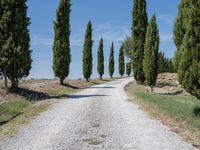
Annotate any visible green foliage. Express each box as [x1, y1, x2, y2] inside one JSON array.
[[97, 38, 104, 79], [109, 42, 115, 78], [126, 62, 132, 76], [143, 15, 159, 91], [173, 0, 191, 71], [132, 0, 148, 84], [118, 45, 125, 77], [53, 0, 71, 85], [82, 21, 93, 81], [121, 36, 133, 61], [158, 52, 175, 73], [178, 0, 200, 99], [0, 0, 32, 89]]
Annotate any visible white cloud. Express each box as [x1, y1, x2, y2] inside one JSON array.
[[31, 35, 53, 47], [160, 33, 173, 42]]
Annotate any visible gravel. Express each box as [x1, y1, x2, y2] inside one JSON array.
[[0, 78, 196, 150]]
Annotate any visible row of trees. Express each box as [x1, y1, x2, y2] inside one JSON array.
[[0, 0, 130, 91], [82, 21, 129, 81], [53, 0, 130, 83], [131, 0, 199, 98], [131, 0, 160, 91], [173, 0, 200, 98]]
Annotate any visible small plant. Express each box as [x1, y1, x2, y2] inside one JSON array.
[[193, 106, 200, 117]]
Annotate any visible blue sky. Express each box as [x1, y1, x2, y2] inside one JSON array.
[[27, 0, 179, 79]]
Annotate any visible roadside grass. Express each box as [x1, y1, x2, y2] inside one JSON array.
[[0, 100, 51, 137], [126, 81, 200, 148]]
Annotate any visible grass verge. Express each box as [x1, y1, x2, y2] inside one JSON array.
[[125, 81, 200, 148], [0, 100, 51, 137]]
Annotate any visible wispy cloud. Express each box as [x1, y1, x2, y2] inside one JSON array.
[[158, 15, 174, 24], [31, 23, 131, 48], [31, 35, 53, 47], [94, 22, 131, 45], [160, 33, 173, 42]]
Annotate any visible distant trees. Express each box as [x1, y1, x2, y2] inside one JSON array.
[[0, 0, 32, 90], [82, 21, 93, 82], [126, 62, 132, 77], [121, 36, 133, 61], [158, 52, 175, 73], [177, 0, 200, 98], [118, 45, 125, 77], [143, 15, 159, 92], [132, 0, 148, 84], [109, 42, 115, 78], [53, 0, 71, 85], [97, 38, 104, 80]]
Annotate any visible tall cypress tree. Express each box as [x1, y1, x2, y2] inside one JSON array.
[[82, 21, 93, 81], [118, 45, 125, 77], [126, 62, 132, 77], [109, 42, 115, 78], [53, 0, 71, 85], [173, 0, 191, 71], [97, 38, 104, 80], [132, 0, 148, 84], [0, 0, 32, 90], [143, 15, 159, 92], [178, 0, 200, 98]]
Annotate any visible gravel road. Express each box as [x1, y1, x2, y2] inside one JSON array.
[[0, 78, 196, 150]]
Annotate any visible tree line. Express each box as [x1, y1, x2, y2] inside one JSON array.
[[0, 0, 129, 92], [0, 0, 199, 99], [130, 0, 199, 98]]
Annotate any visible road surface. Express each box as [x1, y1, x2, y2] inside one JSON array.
[[0, 78, 196, 150]]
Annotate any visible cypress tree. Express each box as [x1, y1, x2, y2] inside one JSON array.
[[0, 0, 32, 90], [118, 45, 125, 77], [143, 15, 159, 92], [82, 21, 93, 81], [126, 62, 132, 77], [97, 38, 104, 80], [53, 0, 71, 85], [173, 0, 191, 71], [178, 0, 200, 98], [109, 42, 115, 78], [132, 0, 148, 84]]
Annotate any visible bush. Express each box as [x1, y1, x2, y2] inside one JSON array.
[[193, 106, 200, 117]]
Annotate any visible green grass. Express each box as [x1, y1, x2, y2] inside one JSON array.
[[0, 100, 31, 124], [0, 100, 50, 137], [50, 88, 77, 97], [133, 84, 200, 129]]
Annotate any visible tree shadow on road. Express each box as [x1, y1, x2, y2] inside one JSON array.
[[87, 86, 116, 89], [67, 94, 108, 99]]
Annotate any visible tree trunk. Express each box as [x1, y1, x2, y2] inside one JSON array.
[[86, 78, 89, 82], [59, 78, 64, 85], [3, 70, 8, 93], [11, 79, 18, 91], [151, 86, 153, 92], [100, 75, 102, 80]]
